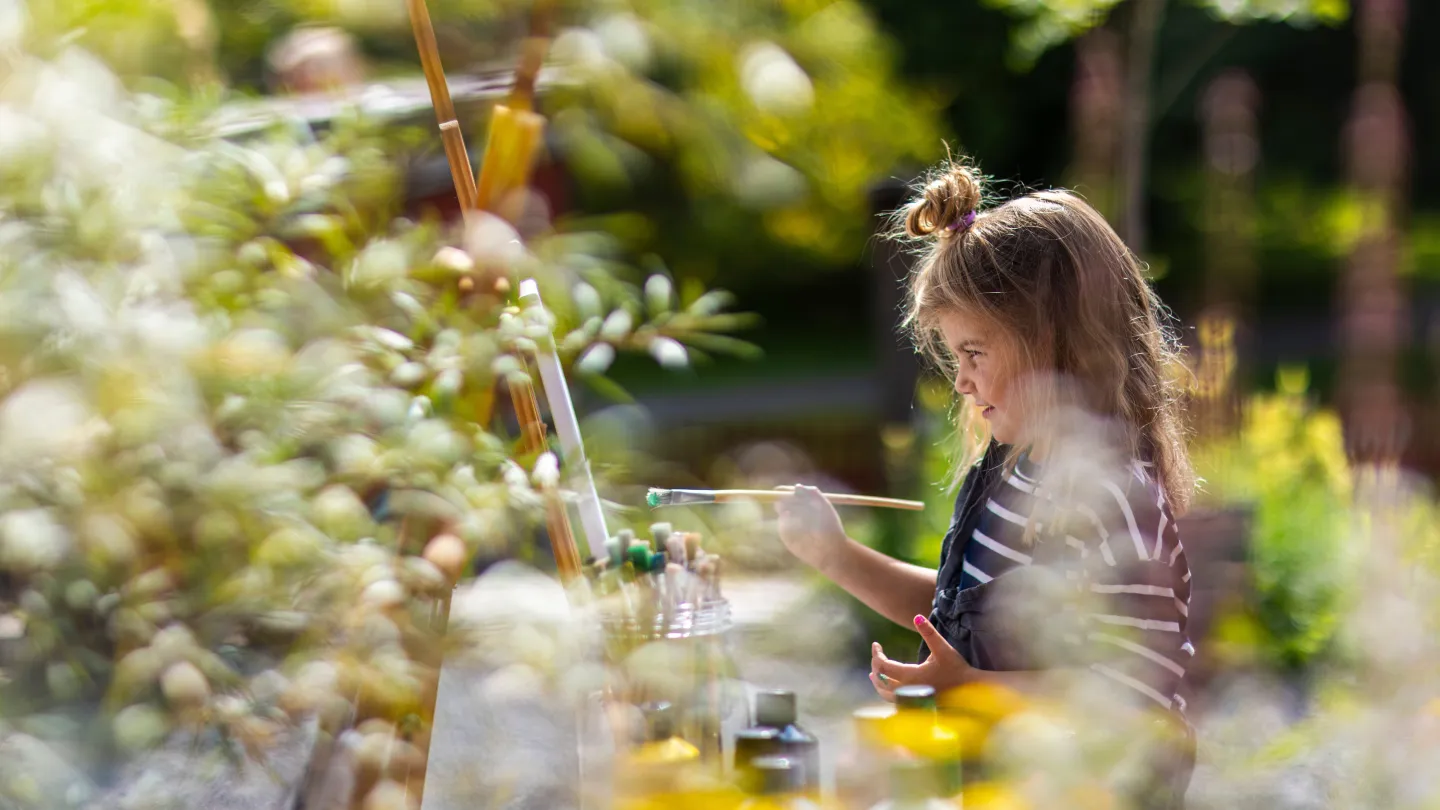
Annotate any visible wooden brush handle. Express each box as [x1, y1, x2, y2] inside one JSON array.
[[713, 489, 925, 511], [407, 0, 480, 211], [507, 371, 583, 584], [439, 121, 479, 211]]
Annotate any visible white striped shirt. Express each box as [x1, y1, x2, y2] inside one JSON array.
[[958, 454, 1043, 589], [957, 455, 1193, 711], [1063, 460, 1193, 711]]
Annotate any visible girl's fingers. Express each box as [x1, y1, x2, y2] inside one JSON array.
[[774, 484, 810, 512], [872, 642, 920, 687], [868, 672, 896, 702], [913, 614, 946, 647], [875, 656, 922, 685], [912, 614, 961, 662], [793, 484, 824, 503]]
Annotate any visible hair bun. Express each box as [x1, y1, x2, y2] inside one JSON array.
[[905, 164, 982, 238]]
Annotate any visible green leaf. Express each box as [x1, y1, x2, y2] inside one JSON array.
[[580, 374, 635, 405], [283, 214, 353, 258], [677, 332, 764, 359], [982, 0, 1124, 67], [1198, 0, 1350, 25], [984, 0, 1348, 67]]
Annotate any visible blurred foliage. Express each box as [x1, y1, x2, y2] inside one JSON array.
[[1402, 212, 1440, 281], [0, 7, 760, 793], [984, 0, 1349, 69], [1185, 383, 1440, 810], [0, 2, 949, 771], [1191, 367, 1357, 671], [15, 0, 525, 83], [905, 381, 981, 564], [19, 0, 949, 287], [541, 0, 947, 276]]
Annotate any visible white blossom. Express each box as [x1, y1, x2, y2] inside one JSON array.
[[576, 343, 616, 374], [649, 336, 688, 368], [533, 452, 560, 489]]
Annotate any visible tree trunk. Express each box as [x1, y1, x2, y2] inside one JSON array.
[[1339, 0, 1410, 467], [1194, 70, 1260, 442], [1069, 29, 1124, 221], [1118, 0, 1166, 255]]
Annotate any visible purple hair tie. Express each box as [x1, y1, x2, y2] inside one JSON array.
[[947, 211, 977, 233]]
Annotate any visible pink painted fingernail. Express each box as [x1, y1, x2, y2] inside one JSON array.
[[914, 615, 926, 627]]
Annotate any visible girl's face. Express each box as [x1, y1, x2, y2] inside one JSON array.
[[939, 310, 1029, 446]]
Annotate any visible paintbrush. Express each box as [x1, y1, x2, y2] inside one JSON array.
[[507, 370, 584, 585], [473, 0, 553, 217], [520, 280, 610, 558], [646, 487, 925, 512], [405, 0, 479, 213]]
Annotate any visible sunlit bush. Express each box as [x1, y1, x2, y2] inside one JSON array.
[[0, 22, 752, 799], [1191, 368, 1358, 671]]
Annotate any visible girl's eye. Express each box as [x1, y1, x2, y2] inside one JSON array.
[[966, 350, 982, 360]]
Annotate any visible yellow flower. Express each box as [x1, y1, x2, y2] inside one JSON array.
[[940, 681, 1029, 724], [961, 781, 1032, 810]]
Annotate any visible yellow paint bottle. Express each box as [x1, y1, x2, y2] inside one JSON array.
[[835, 705, 902, 809], [866, 760, 961, 810], [616, 701, 706, 810], [887, 686, 964, 798]]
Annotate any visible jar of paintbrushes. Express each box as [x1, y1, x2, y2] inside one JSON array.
[[590, 523, 741, 768]]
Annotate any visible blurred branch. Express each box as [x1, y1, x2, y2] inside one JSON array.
[[1152, 25, 1238, 140]]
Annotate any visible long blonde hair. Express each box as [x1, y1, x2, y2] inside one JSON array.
[[899, 161, 1195, 514]]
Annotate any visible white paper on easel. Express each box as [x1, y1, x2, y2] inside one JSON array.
[[518, 278, 609, 560]]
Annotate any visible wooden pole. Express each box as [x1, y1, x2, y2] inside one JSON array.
[[406, 0, 480, 212]]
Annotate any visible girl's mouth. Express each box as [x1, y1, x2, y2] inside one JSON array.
[[981, 406, 995, 418]]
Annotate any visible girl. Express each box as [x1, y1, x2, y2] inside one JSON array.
[[776, 162, 1196, 807]]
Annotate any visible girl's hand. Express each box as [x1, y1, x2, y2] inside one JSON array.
[[775, 484, 848, 572], [869, 615, 975, 701]]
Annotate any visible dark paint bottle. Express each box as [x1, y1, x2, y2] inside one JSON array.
[[750, 690, 820, 797]]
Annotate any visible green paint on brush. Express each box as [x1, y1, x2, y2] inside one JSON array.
[[646, 490, 661, 508], [627, 543, 651, 571]]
